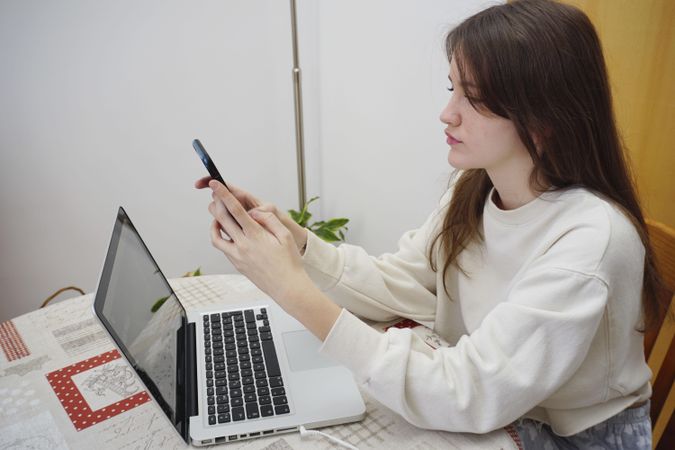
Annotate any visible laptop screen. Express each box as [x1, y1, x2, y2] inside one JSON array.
[[94, 207, 188, 439]]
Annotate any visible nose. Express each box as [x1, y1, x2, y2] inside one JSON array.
[[440, 98, 460, 127]]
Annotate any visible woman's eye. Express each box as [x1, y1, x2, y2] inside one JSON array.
[[446, 86, 454, 93]]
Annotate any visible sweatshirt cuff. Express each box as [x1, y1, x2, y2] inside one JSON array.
[[301, 230, 345, 291], [318, 308, 386, 384]]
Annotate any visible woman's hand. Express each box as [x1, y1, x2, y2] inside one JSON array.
[[196, 177, 308, 253], [207, 180, 308, 304], [206, 180, 342, 340]]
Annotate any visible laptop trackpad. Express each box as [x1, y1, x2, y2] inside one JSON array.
[[282, 330, 338, 372]]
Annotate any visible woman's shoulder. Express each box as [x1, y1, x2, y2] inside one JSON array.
[[541, 187, 645, 275]]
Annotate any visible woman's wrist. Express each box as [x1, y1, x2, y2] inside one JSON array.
[[278, 273, 341, 341]]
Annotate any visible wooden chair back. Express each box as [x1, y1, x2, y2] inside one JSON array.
[[643, 219, 675, 449]]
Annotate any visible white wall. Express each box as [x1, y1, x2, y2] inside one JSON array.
[[0, 0, 299, 321], [315, 0, 500, 255], [0, 0, 500, 322]]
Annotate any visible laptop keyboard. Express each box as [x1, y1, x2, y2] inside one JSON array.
[[202, 307, 290, 426]]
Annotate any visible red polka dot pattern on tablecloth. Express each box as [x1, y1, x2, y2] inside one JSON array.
[[45, 349, 150, 431]]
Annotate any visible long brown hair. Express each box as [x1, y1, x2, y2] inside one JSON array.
[[429, 0, 665, 330]]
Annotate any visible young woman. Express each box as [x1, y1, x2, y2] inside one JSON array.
[[196, 1, 662, 447]]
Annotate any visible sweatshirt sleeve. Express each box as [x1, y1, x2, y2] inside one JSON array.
[[301, 189, 451, 323], [319, 266, 609, 433]]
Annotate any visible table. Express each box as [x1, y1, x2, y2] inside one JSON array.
[[0, 275, 518, 449]]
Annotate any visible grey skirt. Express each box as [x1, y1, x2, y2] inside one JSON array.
[[510, 402, 652, 450]]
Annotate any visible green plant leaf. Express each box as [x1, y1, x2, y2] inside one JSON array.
[[323, 218, 349, 230], [288, 209, 302, 223], [151, 296, 169, 313], [314, 228, 341, 242]]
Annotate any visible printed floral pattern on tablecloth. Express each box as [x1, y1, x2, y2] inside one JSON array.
[[46, 349, 150, 431], [0, 320, 30, 362]]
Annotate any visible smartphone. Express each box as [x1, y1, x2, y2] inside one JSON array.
[[192, 138, 228, 188]]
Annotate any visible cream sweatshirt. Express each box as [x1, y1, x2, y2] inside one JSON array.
[[302, 185, 652, 436]]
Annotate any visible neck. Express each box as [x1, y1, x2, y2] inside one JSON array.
[[487, 158, 539, 210]]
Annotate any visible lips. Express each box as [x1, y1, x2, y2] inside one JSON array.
[[445, 132, 462, 145]]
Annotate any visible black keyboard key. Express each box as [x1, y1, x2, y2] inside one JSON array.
[[269, 376, 284, 388], [210, 313, 220, 321], [228, 380, 241, 389], [253, 363, 265, 372], [214, 371, 226, 379], [216, 395, 229, 404], [247, 328, 258, 335], [259, 395, 271, 405], [231, 397, 243, 407], [207, 396, 215, 405], [238, 347, 250, 355], [256, 314, 264, 320], [237, 340, 248, 348], [213, 348, 223, 356], [212, 341, 223, 349], [254, 371, 267, 380], [214, 363, 225, 371], [208, 405, 215, 415], [205, 355, 212, 363], [206, 379, 214, 387], [271, 387, 285, 396], [246, 403, 260, 419], [214, 355, 225, 363], [218, 413, 231, 424], [230, 388, 242, 398], [258, 387, 270, 396], [227, 365, 239, 373], [217, 404, 228, 413], [251, 349, 262, 357], [259, 326, 271, 333], [244, 393, 257, 403], [226, 350, 237, 358], [252, 356, 263, 364], [215, 379, 227, 387], [206, 370, 213, 379], [248, 335, 260, 343], [241, 361, 252, 370], [261, 308, 267, 314], [216, 387, 228, 395], [275, 405, 290, 415], [207, 387, 214, 396], [260, 332, 273, 341], [225, 342, 236, 350], [241, 369, 253, 377], [242, 377, 254, 385], [246, 321, 257, 330], [205, 347, 212, 355], [203, 315, 210, 322], [226, 357, 238, 365], [250, 341, 261, 349], [244, 309, 255, 323], [204, 334, 211, 341], [256, 379, 268, 388], [228, 372, 240, 381], [260, 404, 274, 417], [208, 415, 216, 425], [206, 363, 213, 371], [232, 407, 245, 421], [273, 396, 287, 406], [244, 384, 256, 394]]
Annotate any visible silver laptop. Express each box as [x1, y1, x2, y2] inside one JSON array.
[[92, 207, 365, 445]]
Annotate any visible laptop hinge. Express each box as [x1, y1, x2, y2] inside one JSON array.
[[186, 322, 199, 418]]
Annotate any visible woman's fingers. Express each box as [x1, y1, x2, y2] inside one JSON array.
[[210, 219, 235, 254], [195, 176, 212, 189], [251, 210, 294, 248], [210, 180, 260, 235], [209, 198, 244, 242]]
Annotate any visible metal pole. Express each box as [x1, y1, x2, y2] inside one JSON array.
[[290, 0, 307, 210]]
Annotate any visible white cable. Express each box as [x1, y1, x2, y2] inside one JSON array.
[[299, 425, 359, 450]]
